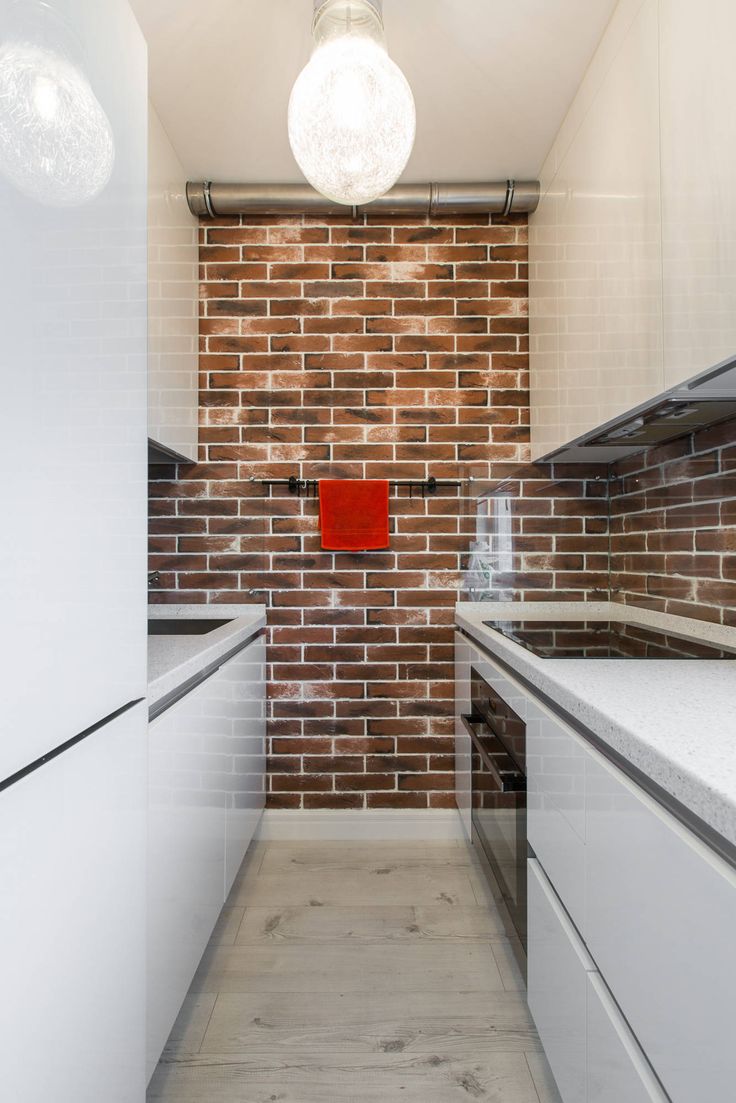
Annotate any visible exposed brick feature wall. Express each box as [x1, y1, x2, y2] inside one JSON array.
[[149, 211, 530, 809], [467, 462, 610, 601], [470, 418, 736, 625], [609, 418, 736, 626]]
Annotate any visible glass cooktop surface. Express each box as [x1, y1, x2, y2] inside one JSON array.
[[482, 619, 736, 659]]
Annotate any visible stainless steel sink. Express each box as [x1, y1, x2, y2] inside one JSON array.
[[147, 618, 233, 636]]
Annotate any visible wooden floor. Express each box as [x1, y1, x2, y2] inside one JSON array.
[[147, 839, 562, 1102]]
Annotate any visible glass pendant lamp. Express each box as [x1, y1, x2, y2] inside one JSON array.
[[288, 0, 416, 206], [0, 0, 114, 207]]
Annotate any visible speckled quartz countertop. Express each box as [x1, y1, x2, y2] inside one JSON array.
[[147, 604, 267, 711], [456, 600, 736, 850]]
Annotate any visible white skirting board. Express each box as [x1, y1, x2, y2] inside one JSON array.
[[256, 809, 467, 842]]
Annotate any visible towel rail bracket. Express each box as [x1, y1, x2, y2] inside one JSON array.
[[251, 475, 463, 499]]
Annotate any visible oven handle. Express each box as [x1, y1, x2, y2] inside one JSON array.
[[462, 714, 526, 794]]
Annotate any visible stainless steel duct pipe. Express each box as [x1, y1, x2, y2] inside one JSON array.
[[186, 180, 540, 220]]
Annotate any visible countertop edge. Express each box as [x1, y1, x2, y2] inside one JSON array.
[[147, 605, 267, 710]]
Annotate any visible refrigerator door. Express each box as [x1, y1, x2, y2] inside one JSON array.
[[0, 0, 148, 781], [0, 701, 147, 1102]]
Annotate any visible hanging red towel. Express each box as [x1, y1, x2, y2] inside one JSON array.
[[318, 480, 390, 551]]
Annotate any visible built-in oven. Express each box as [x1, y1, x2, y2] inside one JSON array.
[[463, 668, 527, 967]]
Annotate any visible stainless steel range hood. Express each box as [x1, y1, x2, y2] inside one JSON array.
[[542, 356, 736, 463]]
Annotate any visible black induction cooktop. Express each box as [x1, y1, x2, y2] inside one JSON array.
[[482, 619, 736, 659]]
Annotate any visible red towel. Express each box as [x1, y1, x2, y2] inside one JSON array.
[[318, 480, 390, 551]]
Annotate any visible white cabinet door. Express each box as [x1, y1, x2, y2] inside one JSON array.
[[0, 703, 146, 1103], [147, 638, 267, 1079], [660, 0, 736, 387], [147, 673, 229, 1080], [0, 0, 148, 778], [454, 632, 472, 840], [148, 103, 198, 461], [527, 858, 593, 1103], [530, 0, 663, 459], [587, 972, 668, 1103], [527, 705, 587, 932], [585, 748, 736, 1103], [555, 0, 662, 449], [224, 637, 267, 895]]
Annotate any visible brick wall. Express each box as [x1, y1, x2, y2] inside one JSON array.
[[468, 418, 736, 625], [149, 210, 530, 809], [466, 462, 610, 600], [610, 418, 736, 625]]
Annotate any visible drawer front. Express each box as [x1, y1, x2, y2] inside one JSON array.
[[527, 706, 587, 931], [528, 858, 593, 1103], [528, 778, 586, 934], [527, 706, 586, 840], [222, 637, 267, 896], [587, 972, 668, 1103], [147, 671, 229, 1079], [586, 749, 736, 1103]]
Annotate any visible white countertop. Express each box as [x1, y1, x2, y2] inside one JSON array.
[[456, 601, 736, 849], [147, 604, 267, 710]]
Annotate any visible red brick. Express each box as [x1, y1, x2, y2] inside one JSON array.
[[151, 210, 535, 809]]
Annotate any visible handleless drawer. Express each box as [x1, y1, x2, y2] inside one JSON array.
[[527, 702, 587, 932], [586, 747, 736, 1103], [528, 858, 593, 1103]]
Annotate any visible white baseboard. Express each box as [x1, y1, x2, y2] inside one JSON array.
[[256, 809, 466, 843]]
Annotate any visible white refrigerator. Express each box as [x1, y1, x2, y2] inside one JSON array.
[[0, 0, 148, 1099]]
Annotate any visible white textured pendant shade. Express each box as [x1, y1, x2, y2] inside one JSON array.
[[0, 40, 114, 207], [288, 0, 415, 206]]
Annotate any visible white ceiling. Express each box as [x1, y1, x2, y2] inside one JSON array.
[[130, 0, 617, 183]]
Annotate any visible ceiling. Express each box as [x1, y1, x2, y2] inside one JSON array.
[[130, 0, 617, 183]]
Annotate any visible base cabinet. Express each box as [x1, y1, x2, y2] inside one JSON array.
[[147, 636, 266, 1081], [585, 749, 736, 1103], [527, 707, 586, 934], [528, 859, 591, 1103], [462, 642, 735, 1103], [0, 704, 147, 1103], [529, 860, 668, 1103], [224, 637, 267, 895]]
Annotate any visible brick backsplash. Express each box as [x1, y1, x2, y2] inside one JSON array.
[[469, 419, 736, 626], [149, 211, 530, 809], [609, 418, 736, 625], [466, 462, 610, 601]]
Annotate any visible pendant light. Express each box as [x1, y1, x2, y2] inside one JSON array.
[[288, 0, 416, 207], [0, 2, 114, 207]]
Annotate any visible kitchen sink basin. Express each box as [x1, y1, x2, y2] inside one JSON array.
[[147, 618, 233, 636]]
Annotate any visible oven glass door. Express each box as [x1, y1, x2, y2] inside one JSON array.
[[467, 670, 527, 952]]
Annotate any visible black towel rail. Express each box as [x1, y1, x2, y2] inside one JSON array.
[[250, 475, 465, 499]]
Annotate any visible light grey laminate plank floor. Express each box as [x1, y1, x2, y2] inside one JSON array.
[[148, 840, 563, 1103]]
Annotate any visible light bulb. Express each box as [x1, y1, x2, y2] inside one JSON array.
[[288, 0, 416, 206], [0, 39, 114, 207]]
